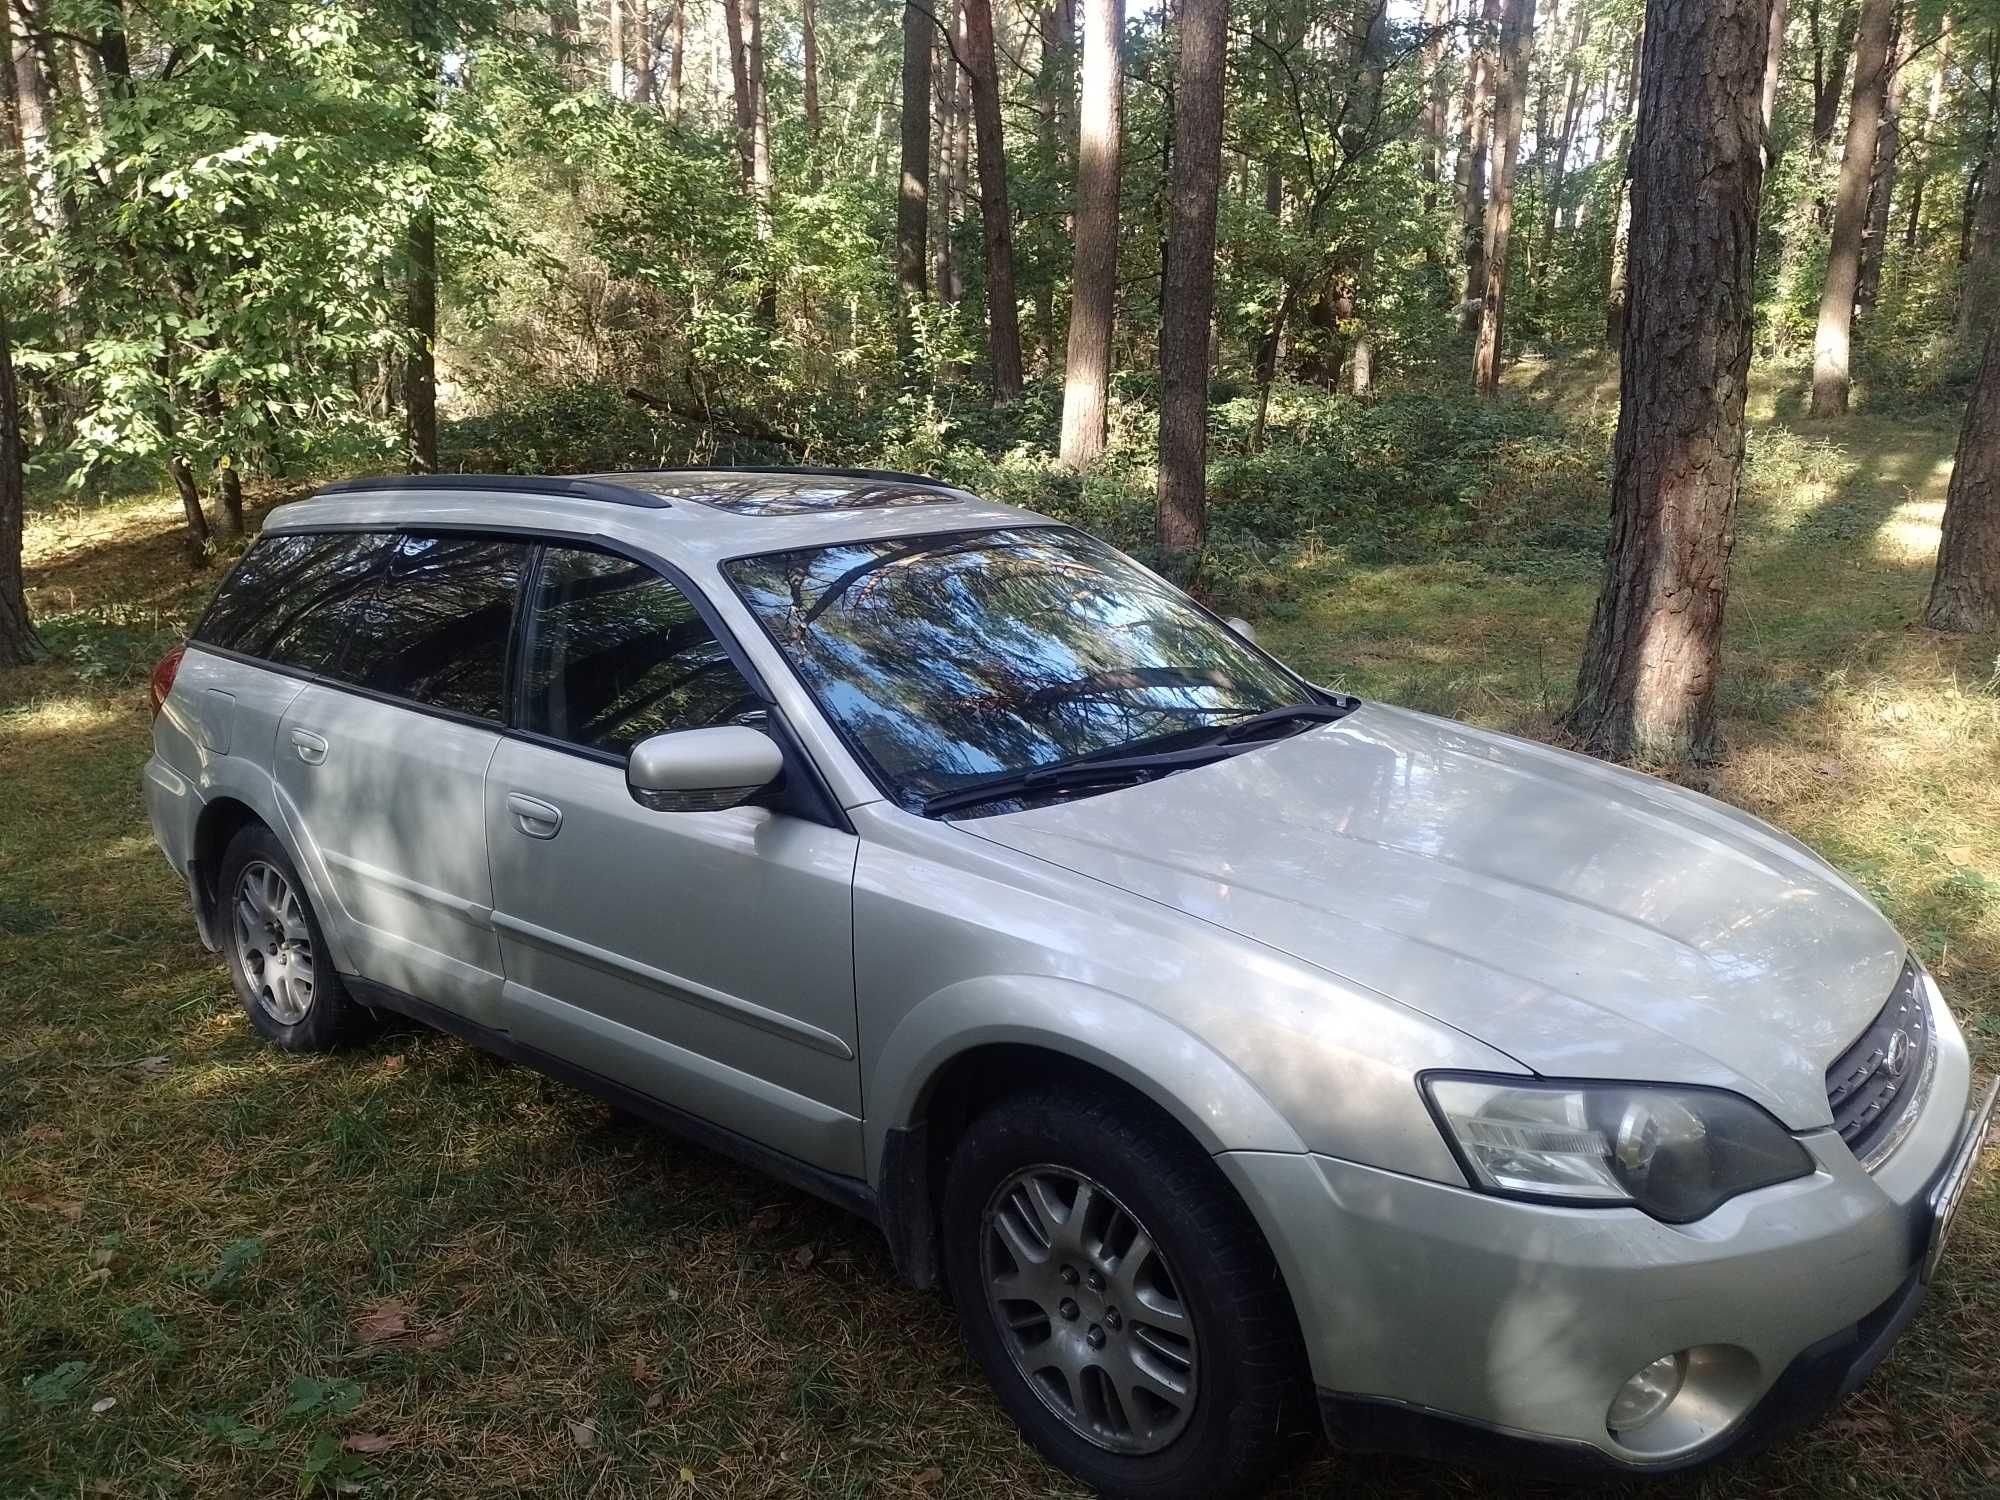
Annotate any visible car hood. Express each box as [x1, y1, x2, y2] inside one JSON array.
[[960, 703, 1904, 1129]]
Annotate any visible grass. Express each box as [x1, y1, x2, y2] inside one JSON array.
[[3, 356, 1997, 1498]]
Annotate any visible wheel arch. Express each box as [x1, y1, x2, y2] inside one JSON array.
[[189, 789, 355, 973], [867, 976, 1309, 1289]]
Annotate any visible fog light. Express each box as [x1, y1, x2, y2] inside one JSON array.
[[1607, 1351, 1688, 1435]]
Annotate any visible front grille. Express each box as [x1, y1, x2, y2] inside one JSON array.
[[1825, 958, 1934, 1169]]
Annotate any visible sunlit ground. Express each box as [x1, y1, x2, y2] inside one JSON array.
[[2, 358, 1995, 1496]]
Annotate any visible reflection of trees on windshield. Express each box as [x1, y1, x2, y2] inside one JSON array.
[[728, 527, 1303, 806]]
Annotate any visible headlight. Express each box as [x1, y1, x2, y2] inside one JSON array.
[[1421, 1074, 1814, 1223]]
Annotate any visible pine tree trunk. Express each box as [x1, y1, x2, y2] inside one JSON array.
[[1536, 5, 1590, 265], [635, 0, 653, 102], [1473, 0, 1535, 396], [1459, 0, 1503, 327], [745, 0, 775, 325], [1604, 27, 1642, 348], [723, 0, 753, 179], [935, 7, 959, 305], [1810, 0, 1893, 417], [667, 0, 684, 120], [1419, 0, 1448, 220], [896, 1, 933, 372], [1155, 0, 1227, 585], [1810, 0, 1859, 154], [0, 304, 42, 667], [1759, 0, 1788, 167], [218, 462, 245, 536], [1855, 28, 1906, 319], [803, 0, 821, 180], [1923, 324, 2000, 631], [406, 208, 439, 471], [1567, 0, 1774, 763], [1960, 135, 2000, 351], [962, 0, 1024, 401], [609, 0, 627, 96], [1058, 0, 1123, 466]]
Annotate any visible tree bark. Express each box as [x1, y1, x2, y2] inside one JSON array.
[[722, 0, 753, 179], [896, 1, 933, 371], [1536, 2, 1591, 267], [1459, 0, 1504, 328], [1760, 0, 1788, 167], [406, 208, 439, 471], [962, 0, 1024, 401], [1923, 324, 2000, 631], [803, 0, 821, 178], [1810, 0, 1894, 417], [746, 0, 774, 324], [0, 303, 40, 667], [1567, 0, 1774, 763], [1809, 0, 1859, 153], [1058, 0, 1123, 465], [609, 0, 628, 96], [1419, 0, 1449, 220], [1348, 0, 1390, 392], [1473, 0, 1535, 396], [1154, 0, 1227, 585], [636, 0, 654, 102], [1855, 22, 1907, 319], [1604, 25, 1642, 348], [667, 0, 684, 120], [1961, 118, 2000, 350], [935, 5, 959, 304]]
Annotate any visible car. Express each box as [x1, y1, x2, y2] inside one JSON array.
[[143, 467, 1995, 1498]]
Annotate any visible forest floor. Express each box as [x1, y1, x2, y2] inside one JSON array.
[[2, 356, 1996, 1497]]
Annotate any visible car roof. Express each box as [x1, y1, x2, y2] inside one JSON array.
[[259, 468, 1055, 569]]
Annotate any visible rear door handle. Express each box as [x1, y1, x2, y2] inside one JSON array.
[[289, 728, 327, 765], [506, 792, 563, 839]]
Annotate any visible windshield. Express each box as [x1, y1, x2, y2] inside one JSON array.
[[724, 527, 1312, 810]]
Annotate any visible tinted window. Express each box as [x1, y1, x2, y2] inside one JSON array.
[[524, 547, 758, 755], [327, 534, 529, 720], [195, 531, 395, 673], [726, 527, 1307, 808]]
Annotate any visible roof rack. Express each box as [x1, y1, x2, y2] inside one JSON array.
[[315, 474, 672, 509], [590, 464, 963, 493]]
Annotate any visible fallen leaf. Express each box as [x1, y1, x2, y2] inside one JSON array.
[[80, 1267, 112, 1285], [24, 1123, 62, 1143], [341, 1433, 398, 1455], [90, 1397, 117, 1415], [90, 1247, 120, 1269], [1944, 846, 1973, 866], [417, 1327, 451, 1350], [353, 1303, 414, 1344], [3, 1185, 86, 1220], [912, 1467, 944, 1491], [644, 1391, 664, 1411], [630, 1353, 653, 1383], [567, 1419, 598, 1449], [380, 1055, 406, 1073], [746, 1206, 783, 1234], [130, 1056, 171, 1074], [679, 1466, 696, 1484], [787, 1245, 816, 1272]]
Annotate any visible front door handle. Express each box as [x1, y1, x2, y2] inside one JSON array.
[[506, 792, 563, 839], [289, 728, 327, 765]]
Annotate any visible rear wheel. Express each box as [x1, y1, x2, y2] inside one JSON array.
[[218, 824, 367, 1051], [942, 1090, 1306, 1498]]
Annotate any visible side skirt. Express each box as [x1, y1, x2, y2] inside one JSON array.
[[346, 977, 882, 1228]]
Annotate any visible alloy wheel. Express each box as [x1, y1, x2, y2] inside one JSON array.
[[231, 860, 316, 1025], [980, 1164, 1200, 1455]]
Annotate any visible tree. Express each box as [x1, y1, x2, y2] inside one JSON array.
[[1567, 0, 1774, 761], [1459, 0, 1503, 327], [0, 305, 33, 667], [896, 0, 933, 370], [1058, 0, 1124, 465], [1155, 0, 1227, 585], [961, 0, 1024, 401], [1924, 324, 2000, 631], [1473, 0, 1536, 396], [1810, 0, 1895, 418], [1604, 25, 1641, 347], [1854, 21, 1907, 317]]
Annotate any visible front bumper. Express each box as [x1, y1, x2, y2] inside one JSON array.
[[1219, 1014, 1986, 1472]]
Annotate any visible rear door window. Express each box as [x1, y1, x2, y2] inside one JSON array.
[[325, 534, 530, 721], [195, 531, 396, 673]]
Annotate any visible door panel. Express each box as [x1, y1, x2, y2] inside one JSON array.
[[484, 541, 862, 1175], [276, 686, 506, 1023], [485, 739, 863, 1173]]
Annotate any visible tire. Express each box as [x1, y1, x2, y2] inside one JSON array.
[[942, 1089, 1307, 1499], [216, 823, 368, 1052]]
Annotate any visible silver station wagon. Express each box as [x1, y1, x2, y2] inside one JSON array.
[[144, 468, 1996, 1497]]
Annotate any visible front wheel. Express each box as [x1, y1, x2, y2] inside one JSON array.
[[942, 1090, 1307, 1498]]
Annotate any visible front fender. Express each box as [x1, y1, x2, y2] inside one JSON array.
[[864, 973, 1311, 1177]]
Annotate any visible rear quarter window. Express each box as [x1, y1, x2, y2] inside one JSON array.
[[194, 532, 396, 673]]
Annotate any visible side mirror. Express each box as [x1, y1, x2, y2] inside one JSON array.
[[627, 726, 784, 812], [1225, 616, 1258, 645]]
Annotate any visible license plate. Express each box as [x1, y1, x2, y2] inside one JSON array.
[[1924, 1077, 1999, 1282]]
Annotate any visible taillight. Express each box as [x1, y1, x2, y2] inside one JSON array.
[[148, 644, 186, 720]]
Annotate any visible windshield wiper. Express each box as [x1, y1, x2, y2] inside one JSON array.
[[922, 743, 1238, 817], [1200, 701, 1356, 747]]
